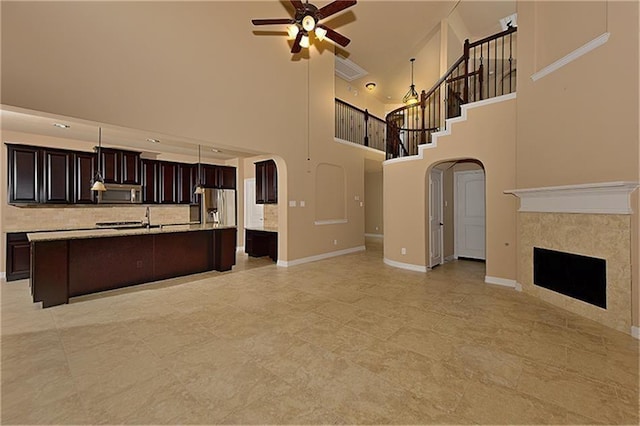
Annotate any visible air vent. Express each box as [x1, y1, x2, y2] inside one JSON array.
[[335, 55, 368, 82]]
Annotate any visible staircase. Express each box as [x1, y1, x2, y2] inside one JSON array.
[[385, 26, 517, 159]]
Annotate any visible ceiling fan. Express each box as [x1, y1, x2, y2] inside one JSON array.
[[251, 0, 357, 53]]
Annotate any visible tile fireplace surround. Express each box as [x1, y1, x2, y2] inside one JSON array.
[[508, 182, 639, 334]]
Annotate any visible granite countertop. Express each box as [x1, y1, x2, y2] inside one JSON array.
[[244, 225, 279, 233], [27, 223, 236, 242]]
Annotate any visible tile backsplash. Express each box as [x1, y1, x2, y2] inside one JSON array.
[[3, 204, 192, 232], [263, 204, 278, 229]]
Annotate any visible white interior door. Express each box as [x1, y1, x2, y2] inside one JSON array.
[[455, 170, 485, 260], [429, 168, 444, 267], [244, 178, 264, 229]]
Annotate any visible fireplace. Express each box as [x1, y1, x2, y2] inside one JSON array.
[[507, 182, 638, 334], [533, 247, 606, 309]]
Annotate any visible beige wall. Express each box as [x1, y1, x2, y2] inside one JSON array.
[[334, 77, 386, 119], [384, 97, 517, 280], [364, 171, 383, 235], [1, 1, 368, 266], [516, 1, 639, 329], [516, 1, 639, 187]]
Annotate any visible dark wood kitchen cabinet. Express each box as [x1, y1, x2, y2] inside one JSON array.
[[218, 165, 236, 189], [99, 148, 140, 185], [6, 232, 30, 281], [255, 160, 277, 204], [99, 148, 120, 184], [73, 152, 96, 204], [30, 228, 236, 307], [7, 145, 40, 204], [141, 159, 159, 203], [158, 161, 178, 204], [178, 163, 197, 204], [42, 149, 72, 203], [213, 227, 237, 271], [245, 229, 277, 262], [202, 164, 236, 189], [121, 151, 141, 184]]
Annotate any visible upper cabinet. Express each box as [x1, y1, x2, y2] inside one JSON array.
[[141, 159, 159, 204], [42, 149, 72, 203], [158, 161, 178, 204], [8, 145, 40, 204], [6, 143, 235, 206], [202, 164, 236, 189], [99, 148, 140, 185], [74, 152, 96, 204], [255, 160, 277, 204]]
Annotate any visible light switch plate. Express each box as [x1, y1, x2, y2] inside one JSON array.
[[289, 200, 297, 207]]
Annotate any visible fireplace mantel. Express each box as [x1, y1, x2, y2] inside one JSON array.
[[505, 181, 639, 214]]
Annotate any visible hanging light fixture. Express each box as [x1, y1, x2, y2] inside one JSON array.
[[194, 145, 204, 195], [90, 127, 107, 192], [402, 58, 419, 105]]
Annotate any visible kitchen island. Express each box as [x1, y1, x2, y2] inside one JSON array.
[[28, 224, 236, 307]]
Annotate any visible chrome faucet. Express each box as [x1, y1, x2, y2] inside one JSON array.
[[144, 206, 150, 228]]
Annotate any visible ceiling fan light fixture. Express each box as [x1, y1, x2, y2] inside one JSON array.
[[302, 15, 315, 32], [315, 26, 327, 41], [287, 24, 299, 39], [300, 34, 310, 48], [402, 58, 420, 105]]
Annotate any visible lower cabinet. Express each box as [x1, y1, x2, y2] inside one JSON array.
[[30, 228, 238, 308], [6, 233, 30, 281], [214, 228, 237, 271], [245, 229, 277, 262]]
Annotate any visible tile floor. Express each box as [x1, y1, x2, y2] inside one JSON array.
[[1, 238, 638, 424]]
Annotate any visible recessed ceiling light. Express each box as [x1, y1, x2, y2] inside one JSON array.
[[146, 138, 160, 143], [52, 123, 70, 129]]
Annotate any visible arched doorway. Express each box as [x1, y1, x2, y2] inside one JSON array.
[[428, 159, 485, 269]]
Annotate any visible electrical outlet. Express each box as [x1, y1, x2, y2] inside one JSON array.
[[300, 200, 305, 207], [333, 239, 338, 245], [401, 248, 406, 255], [375, 226, 379, 231], [136, 260, 143, 268], [289, 200, 296, 207]]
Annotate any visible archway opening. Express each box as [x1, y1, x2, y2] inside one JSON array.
[[427, 158, 486, 271]]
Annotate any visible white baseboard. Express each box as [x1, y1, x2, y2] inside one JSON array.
[[278, 246, 365, 267], [383, 258, 428, 273], [364, 233, 383, 238], [632, 326, 640, 340], [485, 276, 519, 290], [0, 272, 5, 281]]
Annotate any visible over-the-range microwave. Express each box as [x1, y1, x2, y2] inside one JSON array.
[[97, 184, 143, 204]]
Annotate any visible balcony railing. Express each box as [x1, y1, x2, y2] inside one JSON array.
[[386, 26, 517, 159], [335, 98, 386, 152]]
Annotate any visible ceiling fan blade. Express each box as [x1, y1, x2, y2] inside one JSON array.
[[251, 18, 294, 26], [291, 31, 303, 53], [290, 0, 304, 10], [316, 0, 357, 20], [318, 24, 351, 47]]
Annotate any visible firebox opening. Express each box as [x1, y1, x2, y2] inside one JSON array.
[[533, 247, 606, 309]]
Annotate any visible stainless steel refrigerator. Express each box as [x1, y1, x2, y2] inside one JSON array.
[[203, 188, 236, 226]]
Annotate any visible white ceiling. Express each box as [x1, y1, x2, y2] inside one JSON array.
[[1, 0, 515, 160]]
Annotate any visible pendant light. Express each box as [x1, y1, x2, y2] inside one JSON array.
[[402, 58, 419, 105], [90, 127, 107, 192], [194, 144, 204, 195]]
